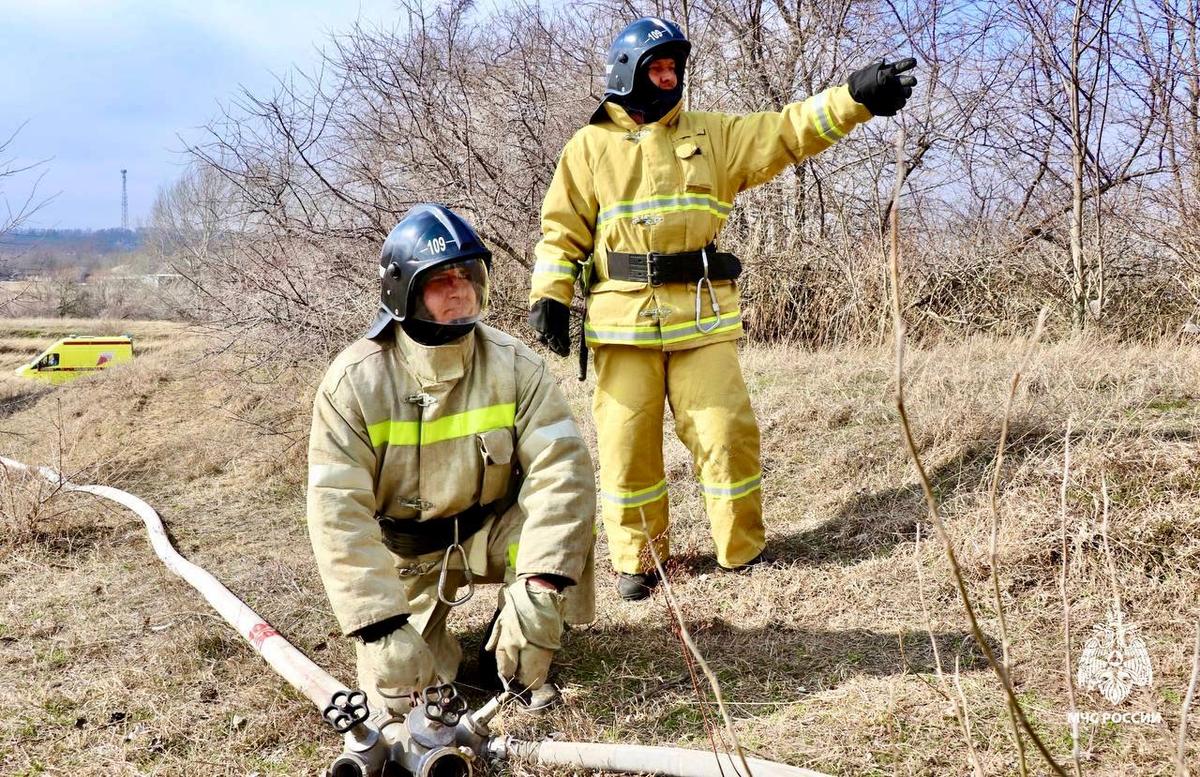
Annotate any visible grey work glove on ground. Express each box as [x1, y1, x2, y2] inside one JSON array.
[[360, 622, 437, 714], [484, 579, 566, 690]]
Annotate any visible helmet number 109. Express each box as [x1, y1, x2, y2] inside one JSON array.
[[427, 237, 447, 254]]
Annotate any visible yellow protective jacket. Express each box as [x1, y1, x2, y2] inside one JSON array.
[[307, 323, 595, 636], [530, 85, 873, 351]]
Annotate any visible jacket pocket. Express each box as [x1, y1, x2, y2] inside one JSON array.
[[477, 428, 514, 505], [675, 133, 715, 194]]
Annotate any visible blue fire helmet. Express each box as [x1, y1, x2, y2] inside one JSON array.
[[366, 204, 492, 340], [601, 17, 690, 98]]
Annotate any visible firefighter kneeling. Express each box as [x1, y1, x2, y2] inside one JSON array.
[[307, 204, 596, 716]]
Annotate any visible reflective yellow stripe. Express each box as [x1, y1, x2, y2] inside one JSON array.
[[367, 402, 516, 447], [598, 193, 733, 228], [533, 259, 578, 279], [599, 203, 731, 229], [507, 542, 519, 569], [700, 472, 762, 500], [810, 90, 846, 144], [585, 312, 744, 347], [367, 420, 419, 446], [601, 479, 668, 508], [822, 100, 845, 140], [601, 192, 734, 209], [662, 321, 743, 345]]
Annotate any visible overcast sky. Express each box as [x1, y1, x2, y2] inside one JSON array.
[[0, 0, 400, 230]]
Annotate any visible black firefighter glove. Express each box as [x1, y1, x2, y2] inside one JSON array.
[[847, 58, 918, 117], [528, 298, 571, 357]]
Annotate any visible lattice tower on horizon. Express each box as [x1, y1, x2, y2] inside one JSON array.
[[121, 169, 128, 230]]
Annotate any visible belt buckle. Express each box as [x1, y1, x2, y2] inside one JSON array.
[[646, 252, 661, 286]]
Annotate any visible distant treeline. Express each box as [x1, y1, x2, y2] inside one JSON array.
[[0, 228, 146, 256], [0, 228, 148, 281]]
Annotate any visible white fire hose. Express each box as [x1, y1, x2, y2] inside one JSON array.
[[1, 456, 831, 777]]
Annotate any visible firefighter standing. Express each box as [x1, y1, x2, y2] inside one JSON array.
[[309, 204, 595, 715], [528, 18, 916, 600]]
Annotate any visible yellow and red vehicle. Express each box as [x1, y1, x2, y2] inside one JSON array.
[[13, 335, 134, 385]]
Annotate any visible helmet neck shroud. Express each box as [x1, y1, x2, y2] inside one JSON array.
[[399, 317, 475, 347]]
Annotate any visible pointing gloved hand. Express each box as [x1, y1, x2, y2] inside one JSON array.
[[847, 58, 918, 117], [358, 619, 437, 714], [484, 578, 565, 691], [528, 298, 572, 357]]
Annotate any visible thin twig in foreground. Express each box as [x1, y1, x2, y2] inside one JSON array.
[[1175, 620, 1200, 777], [886, 129, 1067, 775], [987, 305, 1049, 777], [914, 525, 986, 777], [639, 508, 754, 777], [1059, 418, 1084, 777]]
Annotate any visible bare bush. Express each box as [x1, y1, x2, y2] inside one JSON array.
[[158, 0, 1200, 353], [0, 123, 52, 314]]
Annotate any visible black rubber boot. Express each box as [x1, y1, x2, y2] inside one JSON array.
[[616, 571, 660, 601], [720, 547, 774, 573]]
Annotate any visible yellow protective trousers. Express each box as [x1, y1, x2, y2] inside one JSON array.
[[593, 340, 764, 573]]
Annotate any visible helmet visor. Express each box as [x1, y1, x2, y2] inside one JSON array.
[[410, 258, 490, 325]]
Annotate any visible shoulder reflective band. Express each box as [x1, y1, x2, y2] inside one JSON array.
[[367, 402, 516, 447], [699, 472, 762, 501], [308, 463, 375, 492], [517, 418, 583, 465], [810, 89, 847, 143], [601, 479, 668, 508], [598, 193, 732, 229]]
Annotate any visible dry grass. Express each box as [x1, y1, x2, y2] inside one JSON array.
[[1, 321, 1198, 775]]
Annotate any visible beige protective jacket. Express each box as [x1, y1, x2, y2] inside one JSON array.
[[530, 86, 873, 351], [307, 323, 595, 636]]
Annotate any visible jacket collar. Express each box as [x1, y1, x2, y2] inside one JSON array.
[[394, 325, 476, 390]]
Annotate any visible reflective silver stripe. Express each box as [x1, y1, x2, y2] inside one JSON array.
[[598, 194, 732, 227], [585, 325, 663, 345], [533, 259, 578, 279], [585, 311, 744, 347], [308, 463, 374, 491], [517, 417, 583, 464], [660, 311, 742, 344], [811, 91, 845, 143], [601, 480, 668, 508], [700, 473, 762, 500]]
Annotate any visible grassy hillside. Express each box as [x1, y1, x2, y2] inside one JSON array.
[[0, 320, 1197, 775]]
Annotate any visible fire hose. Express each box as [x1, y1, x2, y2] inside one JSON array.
[[1, 456, 831, 777]]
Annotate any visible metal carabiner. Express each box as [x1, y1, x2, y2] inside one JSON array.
[[437, 518, 474, 607], [694, 247, 721, 334]]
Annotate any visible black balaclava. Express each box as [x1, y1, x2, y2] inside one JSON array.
[[400, 318, 474, 347], [615, 44, 688, 123]]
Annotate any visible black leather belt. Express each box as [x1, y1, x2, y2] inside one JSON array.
[[606, 243, 742, 285], [378, 502, 491, 557]]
